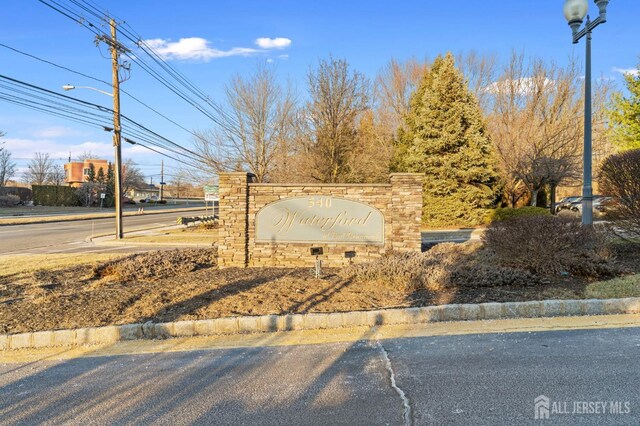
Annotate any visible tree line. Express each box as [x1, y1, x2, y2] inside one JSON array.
[[193, 51, 631, 226]]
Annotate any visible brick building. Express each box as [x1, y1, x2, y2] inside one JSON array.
[[64, 159, 109, 188]]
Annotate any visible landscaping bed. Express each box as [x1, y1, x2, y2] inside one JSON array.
[[1, 234, 639, 335]]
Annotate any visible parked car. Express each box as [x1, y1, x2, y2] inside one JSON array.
[[555, 196, 581, 213], [569, 195, 612, 214]]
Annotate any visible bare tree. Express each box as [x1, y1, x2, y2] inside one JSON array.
[[456, 50, 498, 112], [0, 132, 17, 186], [486, 53, 606, 209], [193, 63, 297, 183], [122, 158, 145, 194], [24, 152, 55, 186], [302, 56, 370, 183], [342, 109, 394, 183], [375, 58, 428, 134], [77, 151, 98, 161], [122, 159, 145, 194], [49, 164, 67, 186]]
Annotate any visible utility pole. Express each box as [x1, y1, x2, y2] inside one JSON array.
[[110, 18, 124, 239], [160, 160, 164, 201]]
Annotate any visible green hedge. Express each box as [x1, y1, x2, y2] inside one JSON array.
[[487, 206, 550, 223], [32, 185, 81, 206]]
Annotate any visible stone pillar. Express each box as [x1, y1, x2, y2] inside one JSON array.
[[218, 172, 251, 268], [390, 173, 424, 252]]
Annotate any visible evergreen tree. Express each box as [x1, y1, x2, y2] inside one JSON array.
[[609, 65, 640, 151], [394, 53, 500, 227], [104, 163, 115, 208], [96, 166, 106, 185], [87, 163, 96, 183]]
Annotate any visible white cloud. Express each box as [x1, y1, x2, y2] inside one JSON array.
[[612, 67, 639, 77], [4, 137, 113, 161], [144, 38, 259, 61], [484, 77, 555, 96], [266, 58, 274, 63], [142, 36, 292, 62], [278, 54, 289, 60], [30, 126, 85, 139], [255, 37, 292, 49]]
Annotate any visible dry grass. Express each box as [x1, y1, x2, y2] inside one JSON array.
[[122, 227, 216, 244], [0, 253, 118, 280], [585, 274, 640, 299]]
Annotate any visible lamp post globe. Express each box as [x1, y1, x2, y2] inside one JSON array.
[[563, 0, 588, 23], [564, 0, 589, 36]]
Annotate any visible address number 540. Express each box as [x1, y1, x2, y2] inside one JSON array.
[[308, 197, 332, 208]]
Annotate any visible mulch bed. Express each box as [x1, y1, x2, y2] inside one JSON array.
[[1, 244, 639, 335]]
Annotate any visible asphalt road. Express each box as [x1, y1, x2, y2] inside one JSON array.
[[1, 326, 639, 425], [0, 209, 207, 255]]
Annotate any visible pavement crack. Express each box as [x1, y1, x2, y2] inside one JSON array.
[[376, 339, 413, 426]]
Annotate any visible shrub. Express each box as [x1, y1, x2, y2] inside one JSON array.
[[93, 248, 218, 281], [487, 206, 550, 223], [0, 194, 20, 207], [340, 242, 537, 292], [139, 199, 147, 203], [158, 199, 167, 204], [124, 200, 137, 205], [482, 215, 612, 276], [600, 149, 640, 238]]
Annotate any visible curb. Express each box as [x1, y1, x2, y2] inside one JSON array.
[[3, 297, 640, 350], [86, 224, 182, 243], [88, 225, 215, 247]]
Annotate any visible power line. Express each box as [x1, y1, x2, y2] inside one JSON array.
[[39, 0, 239, 135], [0, 74, 202, 158], [0, 42, 201, 138], [0, 74, 208, 169]]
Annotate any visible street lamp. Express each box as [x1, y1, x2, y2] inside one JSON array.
[[62, 85, 113, 97], [563, 0, 609, 226], [63, 83, 124, 239]]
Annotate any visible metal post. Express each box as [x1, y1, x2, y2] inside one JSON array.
[[315, 256, 321, 279], [582, 24, 593, 226], [160, 159, 164, 201], [110, 18, 123, 239]]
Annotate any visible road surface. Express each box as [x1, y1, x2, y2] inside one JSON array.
[[0, 209, 207, 255], [1, 325, 638, 425]]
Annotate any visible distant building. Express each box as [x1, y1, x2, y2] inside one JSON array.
[[64, 159, 109, 188], [128, 184, 163, 201]]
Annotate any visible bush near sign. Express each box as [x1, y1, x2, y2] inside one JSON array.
[[255, 196, 384, 245]]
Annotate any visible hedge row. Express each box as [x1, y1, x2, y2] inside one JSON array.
[[32, 185, 81, 206]]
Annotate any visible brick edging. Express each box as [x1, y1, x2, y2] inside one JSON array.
[[3, 298, 640, 350]]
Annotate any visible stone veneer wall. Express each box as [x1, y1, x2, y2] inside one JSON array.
[[217, 173, 423, 268]]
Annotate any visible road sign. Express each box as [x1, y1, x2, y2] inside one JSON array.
[[203, 185, 218, 194], [100, 193, 106, 199], [205, 193, 218, 202]]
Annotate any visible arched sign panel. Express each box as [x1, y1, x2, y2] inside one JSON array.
[[255, 196, 384, 245]]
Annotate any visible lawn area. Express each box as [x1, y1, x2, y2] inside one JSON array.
[[586, 274, 640, 299], [122, 226, 216, 244]]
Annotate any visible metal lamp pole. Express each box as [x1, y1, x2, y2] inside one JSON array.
[[563, 0, 609, 226]]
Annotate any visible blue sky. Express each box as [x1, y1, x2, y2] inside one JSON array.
[[1, 0, 638, 183]]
